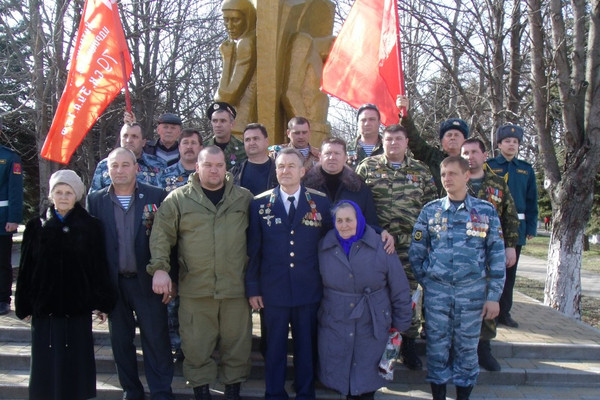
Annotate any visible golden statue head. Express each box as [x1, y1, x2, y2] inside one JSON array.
[[221, 0, 256, 40]]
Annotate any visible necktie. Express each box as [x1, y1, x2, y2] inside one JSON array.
[[288, 196, 296, 224]]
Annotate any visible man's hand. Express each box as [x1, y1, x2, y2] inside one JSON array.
[[124, 111, 136, 125], [481, 301, 500, 320], [249, 296, 264, 311], [5, 222, 18, 233], [380, 230, 395, 255], [505, 247, 517, 268], [396, 95, 409, 116], [94, 310, 108, 323], [152, 270, 172, 302]]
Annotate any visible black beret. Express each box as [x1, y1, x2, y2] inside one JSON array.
[[439, 118, 469, 141], [157, 113, 182, 125], [496, 124, 524, 143], [207, 102, 237, 120], [356, 103, 380, 121]]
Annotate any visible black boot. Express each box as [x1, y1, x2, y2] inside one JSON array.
[[224, 383, 242, 400], [430, 383, 446, 400], [456, 385, 473, 400], [193, 384, 212, 400], [478, 339, 501, 371], [400, 335, 423, 370]]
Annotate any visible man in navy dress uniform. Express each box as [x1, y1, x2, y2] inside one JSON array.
[[246, 147, 332, 400], [0, 123, 23, 315]]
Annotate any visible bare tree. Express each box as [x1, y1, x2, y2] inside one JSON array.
[[527, 0, 600, 318]]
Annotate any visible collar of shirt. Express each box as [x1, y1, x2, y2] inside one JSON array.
[[279, 186, 302, 214]]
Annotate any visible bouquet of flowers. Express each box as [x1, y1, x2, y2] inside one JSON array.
[[378, 329, 402, 380]]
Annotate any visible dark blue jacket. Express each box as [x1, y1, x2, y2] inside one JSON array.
[[486, 154, 538, 245], [0, 145, 23, 235], [246, 185, 332, 307]]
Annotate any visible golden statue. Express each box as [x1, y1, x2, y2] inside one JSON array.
[[215, 0, 257, 136]]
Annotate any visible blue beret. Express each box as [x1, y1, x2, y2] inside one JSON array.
[[439, 118, 469, 141], [157, 113, 182, 125], [207, 102, 237, 120], [496, 124, 523, 143]]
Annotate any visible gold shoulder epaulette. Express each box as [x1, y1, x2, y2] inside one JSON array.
[[306, 188, 327, 197], [254, 189, 274, 199]]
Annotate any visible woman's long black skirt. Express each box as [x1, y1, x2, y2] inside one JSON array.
[[29, 313, 96, 400]]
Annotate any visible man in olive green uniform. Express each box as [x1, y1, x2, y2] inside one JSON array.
[[148, 146, 253, 400], [205, 102, 247, 171], [356, 124, 437, 370], [462, 138, 519, 372]]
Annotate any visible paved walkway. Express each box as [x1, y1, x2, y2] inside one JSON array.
[[518, 254, 600, 299]]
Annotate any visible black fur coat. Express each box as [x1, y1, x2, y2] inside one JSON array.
[[15, 203, 117, 319]]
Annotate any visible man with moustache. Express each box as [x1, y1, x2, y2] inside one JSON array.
[[159, 128, 204, 192]]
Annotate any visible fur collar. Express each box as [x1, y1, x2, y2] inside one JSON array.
[[303, 164, 363, 193]]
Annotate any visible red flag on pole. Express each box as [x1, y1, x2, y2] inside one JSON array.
[[41, 0, 133, 164], [321, 0, 404, 126]]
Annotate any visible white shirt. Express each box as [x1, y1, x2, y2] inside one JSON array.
[[279, 186, 302, 215]]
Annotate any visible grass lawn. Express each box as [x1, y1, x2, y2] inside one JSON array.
[[520, 235, 600, 274]]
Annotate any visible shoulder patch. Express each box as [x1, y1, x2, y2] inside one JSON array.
[[306, 188, 327, 197], [254, 189, 274, 199], [414, 230, 423, 241], [12, 162, 22, 174]]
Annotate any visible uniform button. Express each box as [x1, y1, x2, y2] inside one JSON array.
[[290, 263, 295, 268], [291, 230, 295, 235], [290, 252, 295, 257], [350, 303, 354, 308], [290, 240, 294, 245], [349, 332, 354, 336], [349, 274, 353, 278]]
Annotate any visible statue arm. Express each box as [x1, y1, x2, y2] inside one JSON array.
[[216, 35, 256, 103]]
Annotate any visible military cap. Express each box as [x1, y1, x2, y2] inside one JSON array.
[[207, 102, 237, 120], [496, 124, 524, 143], [356, 103, 381, 121], [157, 113, 182, 125], [439, 118, 469, 141]]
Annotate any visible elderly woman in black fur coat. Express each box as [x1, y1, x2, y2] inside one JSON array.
[[15, 170, 116, 400]]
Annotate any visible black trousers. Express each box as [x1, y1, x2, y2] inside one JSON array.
[[499, 245, 522, 319], [0, 235, 13, 303]]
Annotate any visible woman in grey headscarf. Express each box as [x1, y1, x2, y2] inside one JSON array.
[[15, 169, 116, 400]]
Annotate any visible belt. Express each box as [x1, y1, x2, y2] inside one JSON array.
[[0, 200, 8, 207], [517, 213, 525, 220], [119, 272, 137, 278]]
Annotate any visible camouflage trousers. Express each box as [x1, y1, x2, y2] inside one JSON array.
[[423, 278, 485, 387], [400, 257, 421, 339]]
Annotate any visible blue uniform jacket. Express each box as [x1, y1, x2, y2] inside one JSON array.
[[0, 145, 23, 234], [486, 155, 538, 245], [246, 186, 332, 307], [409, 195, 506, 302]]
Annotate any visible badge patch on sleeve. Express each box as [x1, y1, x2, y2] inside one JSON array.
[[12, 163, 22, 174], [414, 230, 423, 241]]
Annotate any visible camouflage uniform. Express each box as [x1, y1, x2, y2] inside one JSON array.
[[205, 135, 247, 171], [268, 143, 320, 170], [355, 154, 437, 338], [409, 195, 505, 387], [158, 161, 194, 192], [402, 115, 447, 196], [346, 135, 384, 169], [89, 152, 166, 193], [468, 170, 519, 341]]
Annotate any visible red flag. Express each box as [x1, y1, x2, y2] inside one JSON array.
[[321, 0, 404, 126], [41, 0, 132, 164]]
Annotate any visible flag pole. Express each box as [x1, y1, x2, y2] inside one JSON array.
[[394, 0, 406, 119], [111, 0, 131, 113]]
